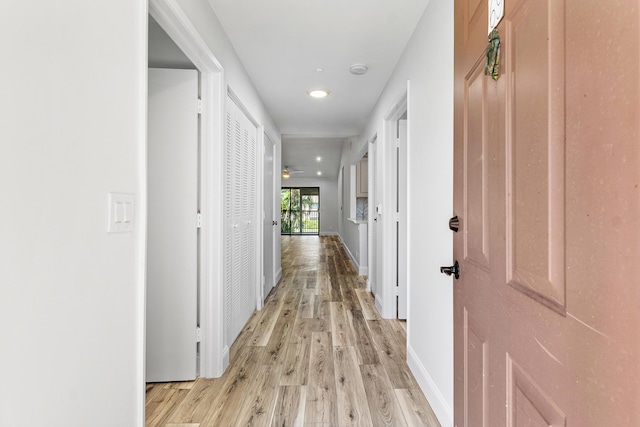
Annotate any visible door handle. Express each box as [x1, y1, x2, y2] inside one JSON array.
[[440, 260, 460, 279], [273, 220, 278, 226], [449, 216, 459, 232]]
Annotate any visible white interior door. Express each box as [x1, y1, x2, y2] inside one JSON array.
[[225, 96, 258, 345], [146, 68, 198, 382], [397, 119, 408, 319], [369, 137, 380, 298], [263, 133, 275, 300]]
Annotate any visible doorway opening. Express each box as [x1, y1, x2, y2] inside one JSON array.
[[146, 14, 199, 384], [148, 0, 228, 382], [281, 187, 320, 235]]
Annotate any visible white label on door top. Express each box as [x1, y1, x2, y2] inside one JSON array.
[[488, 0, 505, 34]]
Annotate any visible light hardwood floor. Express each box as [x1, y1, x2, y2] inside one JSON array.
[[146, 235, 441, 426]]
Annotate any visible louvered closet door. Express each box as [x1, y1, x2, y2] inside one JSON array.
[[224, 96, 258, 345]]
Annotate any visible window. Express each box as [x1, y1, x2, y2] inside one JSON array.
[[281, 187, 320, 235]]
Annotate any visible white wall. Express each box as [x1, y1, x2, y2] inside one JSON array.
[[176, 0, 279, 139], [172, 0, 283, 353], [338, 137, 367, 270], [175, 0, 283, 283], [341, 0, 455, 425], [0, 1, 147, 426], [283, 177, 339, 235]]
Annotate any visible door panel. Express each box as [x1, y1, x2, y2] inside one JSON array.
[[370, 138, 379, 297], [397, 120, 408, 319], [263, 134, 274, 300], [506, 0, 566, 313], [464, 308, 487, 427], [454, 1, 640, 426], [507, 356, 566, 426], [146, 68, 198, 382], [225, 97, 258, 345], [463, 57, 489, 271]]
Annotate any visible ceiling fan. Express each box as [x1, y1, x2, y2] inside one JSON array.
[[282, 165, 304, 178]]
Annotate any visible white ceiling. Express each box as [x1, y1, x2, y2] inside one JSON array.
[[282, 136, 345, 179], [207, 0, 429, 139], [150, 1, 429, 180]]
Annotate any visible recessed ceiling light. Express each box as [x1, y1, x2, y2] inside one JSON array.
[[317, 171, 322, 176], [308, 89, 330, 99], [316, 156, 322, 162], [315, 67, 324, 72]]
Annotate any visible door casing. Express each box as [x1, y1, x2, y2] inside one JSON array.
[[150, 0, 227, 378], [262, 133, 276, 303], [374, 91, 408, 319]]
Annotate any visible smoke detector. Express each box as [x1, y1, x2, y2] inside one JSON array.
[[349, 63, 368, 75]]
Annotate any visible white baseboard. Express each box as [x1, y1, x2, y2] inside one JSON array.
[[407, 345, 453, 427], [274, 268, 282, 286], [358, 266, 368, 275], [339, 235, 361, 273], [375, 293, 383, 315], [319, 231, 339, 236], [222, 345, 230, 374]]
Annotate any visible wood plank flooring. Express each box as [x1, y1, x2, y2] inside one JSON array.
[[146, 235, 441, 426]]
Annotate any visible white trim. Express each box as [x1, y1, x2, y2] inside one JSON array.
[[377, 93, 408, 319], [339, 233, 360, 272], [319, 231, 339, 236], [405, 80, 413, 344], [266, 133, 278, 293], [202, 69, 226, 378], [135, 2, 149, 426], [149, 0, 222, 72], [374, 293, 384, 315], [227, 87, 260, 128], [367, 134, 377, 299], [274, 267, 283, 286], [150, 0, 226, 378], [407, 345, 453, 427], [384, 93, 409, 121], [257, 126, 265, 311], [222, 345, 230, 370], [337, 233, 367, 275]]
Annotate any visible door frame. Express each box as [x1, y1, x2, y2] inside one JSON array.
[[261, 132, 277, 304], [227, 88, 263, 313], [150, 0, 226, 378], [375, 90, 408, 319], [367, 135, 377, 295]]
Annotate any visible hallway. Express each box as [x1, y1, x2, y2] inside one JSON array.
[[146, 236, 440, 426]]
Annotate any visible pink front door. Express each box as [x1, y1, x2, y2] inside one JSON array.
[[453, 1, 640, 425]]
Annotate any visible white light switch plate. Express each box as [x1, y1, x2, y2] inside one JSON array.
[[108, 193, 135, 233]]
